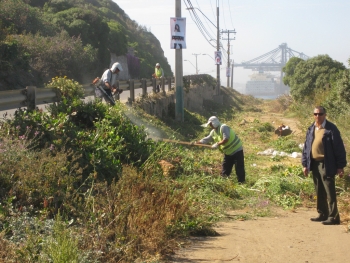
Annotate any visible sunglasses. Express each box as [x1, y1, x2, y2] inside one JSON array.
[[313, 113, 324, 116]]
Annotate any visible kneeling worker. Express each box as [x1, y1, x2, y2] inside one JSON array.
[[197, 116, 246, 183]]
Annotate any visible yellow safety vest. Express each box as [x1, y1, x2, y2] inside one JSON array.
[[212, 124, 242, 155], [155, 67, 163, 78]]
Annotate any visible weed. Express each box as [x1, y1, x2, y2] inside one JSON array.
[[269, 136, 300, 153]]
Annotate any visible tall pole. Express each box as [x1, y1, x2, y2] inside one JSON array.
[[227, 42, 230, 88], [231, 59, 234, 88], [216, 6, 220, 95], [192, 53, 200, 74], [221, 29, 236, 88], [175, 0, 184, 121]]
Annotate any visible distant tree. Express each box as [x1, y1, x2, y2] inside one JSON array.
[[18, 31, 97, 83], [43, 0, 74, 13], [285, 55, 345, 101], [0, 0, 56, 36], [282, 57, 303, 87], [338, 69, 350, 104], [49, 7, 109, 48], [107, 21, 127, 56]]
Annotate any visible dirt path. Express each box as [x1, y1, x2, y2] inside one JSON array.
[[170, 106, 350, 263], [170, 207, 350, 263]]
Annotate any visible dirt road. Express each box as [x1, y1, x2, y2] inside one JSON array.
[[170, 104, 350, 263], [170, 207, 350, 263]]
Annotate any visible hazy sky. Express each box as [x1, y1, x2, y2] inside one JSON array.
[[115, 0, 350, 85]]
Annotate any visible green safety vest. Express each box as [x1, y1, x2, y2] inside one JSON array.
[[212, 124, 242, 155], [155, 67, 163, 78]]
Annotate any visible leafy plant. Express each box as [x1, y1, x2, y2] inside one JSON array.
[[46, 76, 84, 100], [269, 136, 300, 153], [41, 213, 80, 263]]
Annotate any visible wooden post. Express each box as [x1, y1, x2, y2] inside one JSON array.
[[115, 80, 120, 101], [142, 79, 147, 97], [168, 77, 172, 91], [152, 78, 156, 93], [26, 86, 36, 111], [129, 79, 135, 103], [161, 78, 165, 93]]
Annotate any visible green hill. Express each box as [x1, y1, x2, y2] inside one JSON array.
[[0, 0, 172, 90]]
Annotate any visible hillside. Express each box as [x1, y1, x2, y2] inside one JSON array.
[[0, 0, 172, 90]]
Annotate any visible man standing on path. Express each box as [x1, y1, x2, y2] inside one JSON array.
[[197, 116, 246, 183], [152, 63, 164, 93], [302, 106, 347, 225]]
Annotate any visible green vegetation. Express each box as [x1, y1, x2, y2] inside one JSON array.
[[283, 54, 347, 106], [1, 2, 350, 258], [0, 0, 172, 90], [2, 73, 349, 262]]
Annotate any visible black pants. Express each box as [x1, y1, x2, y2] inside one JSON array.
[[311, 160, 339, 220], [222, 150, 245, 183]]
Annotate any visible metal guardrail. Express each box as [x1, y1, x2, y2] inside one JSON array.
[[0, 77, 174, 111]]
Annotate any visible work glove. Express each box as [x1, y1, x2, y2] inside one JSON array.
[[211, 143, 219, 149]]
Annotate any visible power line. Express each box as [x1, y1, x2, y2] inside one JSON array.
[[184, 0, 216, 48], [209, 0, 216, 21], [183, 1, 212, 45], [227, 0, 235, 30], [220, 0, 228, 30]]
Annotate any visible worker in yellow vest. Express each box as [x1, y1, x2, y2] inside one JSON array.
[[152, 63, 164, 92], [197, 116, 246, 183]]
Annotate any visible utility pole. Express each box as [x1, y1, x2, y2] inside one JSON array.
[[175, 0, 184, 121], [192, 53, 201, 74], [231, 59, 234, 88], [221, 29, 236, 88], [216, 6, 220, 95]]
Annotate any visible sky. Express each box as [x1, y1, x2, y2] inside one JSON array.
[[115, 0, 350, 88]]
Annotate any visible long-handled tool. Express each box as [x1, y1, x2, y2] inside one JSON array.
[[92, 78, 116, 105], [161, 138, 212, 148]]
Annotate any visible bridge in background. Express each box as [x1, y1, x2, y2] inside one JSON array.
[[233, 43, 309, 94]]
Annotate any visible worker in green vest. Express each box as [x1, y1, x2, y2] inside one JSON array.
[[152, 63, 164, 92], [197, 116, 246, 183]]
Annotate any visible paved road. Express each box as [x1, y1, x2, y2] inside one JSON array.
[[0, 87, 156, 120]]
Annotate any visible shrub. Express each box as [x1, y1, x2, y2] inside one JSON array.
[[0, 0, 56, 35], [16, 31, 97, 83], [1, 78, 155, 183], [0, 134, 82, 214], [0, 37, 30, 71], [45, 76, 84, 100]]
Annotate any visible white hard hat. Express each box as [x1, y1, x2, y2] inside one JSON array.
[[156, 63, 160, 67], [111, 62, 123, 73], [202, 116, 221, 128]]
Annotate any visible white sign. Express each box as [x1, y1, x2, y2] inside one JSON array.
[[215, 51, 222, 65], [170, 17, 186, 49]]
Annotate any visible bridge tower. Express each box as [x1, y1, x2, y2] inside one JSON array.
[[234, 43, 309, 95]]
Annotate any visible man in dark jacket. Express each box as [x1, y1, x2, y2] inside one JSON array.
[[302, 106, 347, 225]]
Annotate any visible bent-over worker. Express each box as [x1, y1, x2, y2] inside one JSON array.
[[197, 116, 246, 183]]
